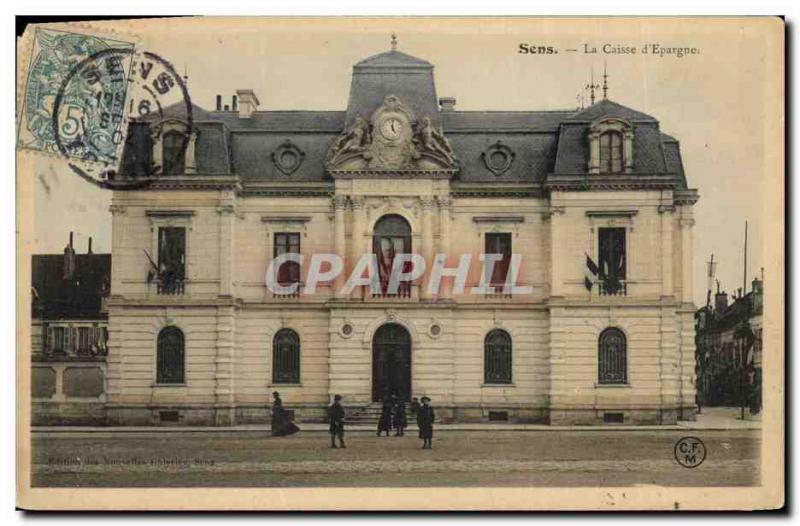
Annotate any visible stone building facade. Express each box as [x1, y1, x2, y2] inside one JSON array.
[[695, 278, 763, 411], [31, 234, 110, 424], [107, 46, 699, 426]]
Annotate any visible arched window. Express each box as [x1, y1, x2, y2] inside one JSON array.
[[162, 130, 186, 175], [373, 214, 412, 296], [484, 329, 512, 384], [598, 328, 627, 384], [273, 328, 300, 384], [157, 326, 185, 384], [599, 131, 624, 174]]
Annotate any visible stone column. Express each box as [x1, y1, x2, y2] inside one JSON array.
[[623, 130, 635, 173], [587, 132, 600, 174], [350, 196, 366, 299], [437, 196, 452, 299], [214, 304, 236, 426], [108, 204, 127, 297], [420, 197, 435, 300], [680, 212, 695, 305], [547, 205, 566, 297], [658, 203, 674, 298], [217, 197, 235, 298], [333, 196, 347, 298], [185, 130, 197, 174]]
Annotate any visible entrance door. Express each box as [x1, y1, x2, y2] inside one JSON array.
[[372, 323, 412, 402]]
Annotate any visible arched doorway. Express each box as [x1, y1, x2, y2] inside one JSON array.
[[372, 323, 412, 402]]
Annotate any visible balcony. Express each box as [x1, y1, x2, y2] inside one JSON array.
[[155, 278, 185, 295], [597, 279, 627, 296], [271, 282, 303, 299]]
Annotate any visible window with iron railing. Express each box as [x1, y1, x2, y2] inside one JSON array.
[[157, 226, 186, 295], [156, 326, 185, 384], [484, 329, 512, 384], [598, 227, 626, 296], [598, 327, 627, 384], [485, 233, 512, 293], [373, 215, 412, 298], [273, 232, 301, 295], [272, 328, 300, 384]]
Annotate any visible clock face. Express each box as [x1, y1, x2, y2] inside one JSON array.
[[380, 117, 404, 140]]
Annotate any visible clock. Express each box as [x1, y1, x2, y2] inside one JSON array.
[[379, 116, 404, 141]]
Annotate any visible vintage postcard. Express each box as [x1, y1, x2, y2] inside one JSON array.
[[16, 16, 784, 511]]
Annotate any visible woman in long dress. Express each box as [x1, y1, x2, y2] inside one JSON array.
[[376, 395, 392, 437], [271, 391, 300, 437]]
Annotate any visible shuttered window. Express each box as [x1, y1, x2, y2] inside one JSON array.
[[598, 328, 627, 384], [484, 329, 512, 384], [157, 326, 185, 384], [272, 328, 300, 384]]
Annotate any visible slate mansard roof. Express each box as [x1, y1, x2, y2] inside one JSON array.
[[31, 254, 111, 320], [122, 48, 692, 192]]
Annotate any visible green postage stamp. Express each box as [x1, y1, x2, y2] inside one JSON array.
[[17, 28, 135, 163]]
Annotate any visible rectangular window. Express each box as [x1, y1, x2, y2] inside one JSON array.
[[273, 233, 301, 286], [158, 227, 186, 294], [598, 227, 626, 295], [52, 327, 65, 353], [485, 233, 512, 289], [77, 327, 91, 353]]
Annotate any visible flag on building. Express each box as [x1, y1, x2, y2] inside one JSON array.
[[585, 253, 599, 291]]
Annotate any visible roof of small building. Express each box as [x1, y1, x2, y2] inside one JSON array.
[[31, 254, 111, 320]]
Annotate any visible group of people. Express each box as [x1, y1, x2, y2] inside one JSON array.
[[377, 394, 408, 437], [270, 391, 435, 449]]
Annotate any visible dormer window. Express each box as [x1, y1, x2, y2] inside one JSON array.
[[162, 130, 186, 175], [599, 131, 624, 174], [152, 120, 197, 176], [588, 118, 634, 175]]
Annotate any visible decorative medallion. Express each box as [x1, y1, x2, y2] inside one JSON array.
[[481, 141, 515, 176], [428, 322, 442, 339], [271, 140, 305, 176], [339, 322, 354, 338]]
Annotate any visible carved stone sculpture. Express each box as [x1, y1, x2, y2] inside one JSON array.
[[327, 116, 372, 165]]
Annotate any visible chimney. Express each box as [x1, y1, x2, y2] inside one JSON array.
[[715, 291, 728, 313], [87, 237, 93, 255], [63, 232, 76, 280], [439, 97, 456, 112], [232, 95, 238, 112], [236, 89, 260, 119], [216, 94, 222, 111]]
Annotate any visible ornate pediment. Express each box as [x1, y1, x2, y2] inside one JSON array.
[[325, 94, 458, 177]]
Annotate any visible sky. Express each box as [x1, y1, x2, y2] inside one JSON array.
[[26, 17, 780, 307]]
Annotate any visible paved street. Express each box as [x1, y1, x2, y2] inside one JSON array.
[[31, 428, 760, 487]]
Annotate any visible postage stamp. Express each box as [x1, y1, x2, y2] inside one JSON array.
[[18, 27, 193, 189], [17, 28, 135, 158]]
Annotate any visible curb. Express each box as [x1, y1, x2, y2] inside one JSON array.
[[31, 423, 760, 433]]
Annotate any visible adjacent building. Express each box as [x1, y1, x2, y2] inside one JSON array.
[[695, 278, 763, 412], [31, 233, 110, 424], [106, 45, 699, 426]]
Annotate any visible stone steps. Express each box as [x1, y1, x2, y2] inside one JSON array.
[[345, 402, 418, 425]]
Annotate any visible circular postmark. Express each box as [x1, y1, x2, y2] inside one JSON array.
[[674, 436, 706, 468], [52, 47, 193, 190]]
